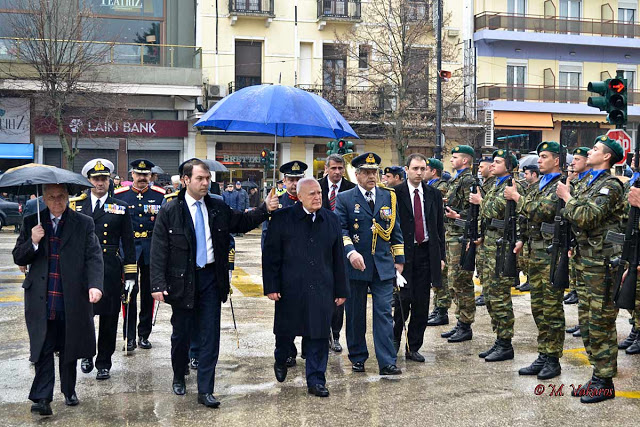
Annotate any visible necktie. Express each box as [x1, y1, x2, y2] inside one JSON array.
[[414, 188, 425, 243], [52, 217, 59, 234], [365, 191, 374, 212], [195, 201, 207, 268], [94, 199, 101, 217], [329, 184, 337, 211]]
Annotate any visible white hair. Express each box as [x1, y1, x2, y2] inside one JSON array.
[[171, 175, 180, 184], [296, 177, 319, 193]]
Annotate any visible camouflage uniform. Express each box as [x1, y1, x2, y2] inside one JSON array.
[[518, 173, 566, 358], [518, 180, 535, 283], [569, 171, 592, 294], [445, 169, 476, 324], [477, 175, 496, 291], [564, 169, 624, 378], [430, 177, 452, 310]]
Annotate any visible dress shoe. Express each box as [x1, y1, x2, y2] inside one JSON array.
[[96, 368, 110, 380], [566, 324, 580, 334], [197, 393, 221, 408], [479, 342, 497, 358], [285, 356, 296, 367], [81, 358, 94, 374], [307, 384, 330, 397], [379, 364, 402, 375], [125, 339, 136, 352], [172, 378, 186, 395], [331, 340, 343, 353], [393, 340, 400, 354], [428, 308, 449, 326], [30, 399, 52, 416], [485, 339, 514, 362], [441, 324, 458, 338], [537, 356, 561, 380], [564, 290, 578, 305], [405, 350, 425, 362], [626, 338, 640, 354], [274, 363, 287, 382], [64, 393, 79, 406], [190, 358, 199, 370], [516, 282, 531, 292], [518, 353, 547, 375], [618, 327, 638, 349], [138, 337, 152, 349], [573, 329, 582, 337], [475, 294, 485, 306], [448, 322, 472, 343], [352, 361, 365, 372], [580, 376, 615, 404]]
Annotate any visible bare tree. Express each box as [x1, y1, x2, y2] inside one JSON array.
[[0, 0, 128, 170]]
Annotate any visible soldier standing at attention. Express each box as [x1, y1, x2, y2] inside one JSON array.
[[624, 183, 640, 355], [441, 145, 476, 342], [505, 142, 566, 381], [516, 164, 540, 293], [115, 159, 166, 351], [474, 156, 496, 307], [558, 136, 624, 403]]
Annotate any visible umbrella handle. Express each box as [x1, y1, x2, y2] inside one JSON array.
[[36, 187, 41, 225]]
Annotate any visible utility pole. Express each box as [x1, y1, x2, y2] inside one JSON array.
[[434, 0, 443, 160]]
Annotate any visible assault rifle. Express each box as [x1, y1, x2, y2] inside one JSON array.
[[459, 148, 480, 272], [495, 135, 519, 284]]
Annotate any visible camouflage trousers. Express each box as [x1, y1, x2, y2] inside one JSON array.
[[445, 231, 475, 324], [569, 257, 578, 292], [432, 262, 451, 309], [483, 235, 515, 339], [529, 246, 565, 358], [574, 254, 618, 378]]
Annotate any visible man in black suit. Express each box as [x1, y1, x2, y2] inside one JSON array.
[[318, 153, 355, 352], [13, 184, 104, 416], [150, 159, 278, 408], [392, 153, 446, 362]]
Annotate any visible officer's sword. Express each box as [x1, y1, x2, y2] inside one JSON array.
[[152, 300, 160, 326], [394, 284, 410, 353], [228, 287, 240, 348]]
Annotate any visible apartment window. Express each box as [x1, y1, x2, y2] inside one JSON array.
[[619, 8, 636, 22], [559, 0, 581, 34], [559, 69, 581, 103], [323, 44, 347, 106], [619, 8, 636, 38], [407, 48, 429, 109], [358, 45, 369, 69], [618, 69, 635, 104], [507, 65, 526, 101], [235, 40, 262, 90], [507, 0, 526, 14]]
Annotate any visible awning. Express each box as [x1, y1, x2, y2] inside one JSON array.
[[0, 143, 34, 159], [494, 111, 554, 129], [552, 114, 608, 123]]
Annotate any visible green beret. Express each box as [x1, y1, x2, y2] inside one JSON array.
[[572, 147, 590, 158], [492, 149, 518, 169], [426, 158, 443, 171], [451, 145, 474, 157], [594, 135, 624, 163], [536, 141, 560, 155]]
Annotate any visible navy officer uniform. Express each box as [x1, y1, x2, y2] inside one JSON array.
[[71, 159, 137, 380], [335, 152, 405, 375], [114, 159, 166, 351]]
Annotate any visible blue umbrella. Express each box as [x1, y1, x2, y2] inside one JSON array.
[[194, 84, 358, 183]]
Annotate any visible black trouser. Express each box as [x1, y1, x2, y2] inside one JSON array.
[[125, 260, 153, 341], [275, 336, 328, 387], [393, 243, 431, 352], [29, 317, 77, 402], [170, 264, 220, 394], [95, 310, 119, 370], [331, 304, 344, 341]]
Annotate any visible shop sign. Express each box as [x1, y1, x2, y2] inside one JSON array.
[[36, 117, 188, 138], [100, 0, 143, 10], [0, 98, 30, 144]]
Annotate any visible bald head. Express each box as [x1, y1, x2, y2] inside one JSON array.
[[297, 178, 322, 213]]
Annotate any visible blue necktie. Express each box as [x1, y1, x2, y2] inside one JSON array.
[[195, 201, 207, 268]]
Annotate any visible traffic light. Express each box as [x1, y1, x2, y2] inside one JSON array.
[[260, 149, 268, 164], [327, 139, 337, 155], [587, 74, 627, 126], [266, 149, 275, 170], [337, 139, 354, 154]]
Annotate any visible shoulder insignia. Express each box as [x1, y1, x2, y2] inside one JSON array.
[[68, 193, 88, 203], [376, 183, 394, 192], [114, 186, 130, 194], [164, 190, 179, 199], [151, 185, 166, 194]]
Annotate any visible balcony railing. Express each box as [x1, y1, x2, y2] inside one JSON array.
[[317, 0, 361, 21], [229, 0, 275, 16], [475, 12, 640, 38], [477, 84, 638, 105], [0, 37, 202, 69]]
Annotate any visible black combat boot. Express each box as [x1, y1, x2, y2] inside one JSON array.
[[478, 341, 498, 358], [427, 308, 449, 326], [626, 337, 640, 354], [618, 327, 638, 349], [475, 294, 485, 306], [518, 353, 547, 375], [440, 323, 458, 338], [566, 324, 580, 334], [563, 290, 578, 304], [427, 308, 438, 321], [447, 321, 472, 343], [484, 338, 514, 362], [537, 355, 561, 380], [580, 376, 615, 404]]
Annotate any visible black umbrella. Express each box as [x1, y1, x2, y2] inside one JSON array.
[[202, 159, 229, 173], [240, 180, 258, 190], [0, 163, 93, 223]]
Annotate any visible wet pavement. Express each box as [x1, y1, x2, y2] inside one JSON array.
[[0, 227, 639, 426]]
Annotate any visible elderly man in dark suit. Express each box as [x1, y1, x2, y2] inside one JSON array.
[[319, 153, 355, 352], [264, 177, 349, 397], [392, 153, 446, 362], [13, 183, 104, 417]]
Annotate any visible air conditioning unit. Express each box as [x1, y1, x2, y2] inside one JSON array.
[[482, 110, 494, 147], [207, 84, 227, 99]]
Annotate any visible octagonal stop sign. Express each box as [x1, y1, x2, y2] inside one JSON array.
[[606, 129, 632, 165]]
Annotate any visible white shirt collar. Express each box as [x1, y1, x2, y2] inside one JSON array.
[[302, 206, 317, 220], [407, 180, 423, 195], [329, 178, 342, 190], [49, 212, 61, 221], [90, 192, 108, 208], [357, 185, 375, 199], [184, 192, 203, 207]]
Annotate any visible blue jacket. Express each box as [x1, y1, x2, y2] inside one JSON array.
[[335, 186, 405, 282], [223, 189, 249, 212]]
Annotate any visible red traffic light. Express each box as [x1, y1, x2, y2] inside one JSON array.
[[609, 79, 626, 93], [338, 140, 345, 148]]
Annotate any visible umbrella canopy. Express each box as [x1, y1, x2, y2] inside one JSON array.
[[518, 155, 539, 170], [240, 180, 258, 189], [0, 163, 93, 195], [151, 165, 165, 174], [194, 84, 358, 139], [202, 159, 229, 173]]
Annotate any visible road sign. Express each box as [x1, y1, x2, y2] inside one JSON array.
[[606, 129, 632, 165]]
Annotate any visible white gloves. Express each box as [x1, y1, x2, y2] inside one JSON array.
[[396, 270, 407, 288], [124, 280, 135, 293]]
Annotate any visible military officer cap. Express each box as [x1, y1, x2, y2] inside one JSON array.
[[276, 179, 283, 185], [426, 158, 444, 171], [280, 160, 308, 177], [82, 158, 114, 178], [114, 175, 121, 180], [130, 158, 155, 174], [351, 152, 381, 170], [536, 141, 561, 155], [522, 164, 539, 173], [572, 147, 590, 158], [492, 149, 519, 169], [384, 166, 404, 176], [479, 156, 493, 163], [594, 135, 624, 163], [451, 145, 474, 157]]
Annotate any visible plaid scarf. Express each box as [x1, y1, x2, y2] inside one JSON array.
[[46, 215, 65, 320]]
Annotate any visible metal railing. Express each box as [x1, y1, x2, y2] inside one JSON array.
[[477, 84, 638, 105], [0, 37, 202, 69], [317, 0, 361, 20], [475, 12, 640, 38], [229, 0, 275, 15]]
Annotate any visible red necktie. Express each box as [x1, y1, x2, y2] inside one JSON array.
[[414, 188, 425, 243], [329, 184, 337, 211]]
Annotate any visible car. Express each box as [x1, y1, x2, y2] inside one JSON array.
[[0, 197, 23, 231]]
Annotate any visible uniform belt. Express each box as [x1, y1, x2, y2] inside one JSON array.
[[101, 244, 120, 255], [576, 245, 614, 259], [134, 231, 152, 239]]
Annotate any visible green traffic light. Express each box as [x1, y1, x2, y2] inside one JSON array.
[[587, 96, 608, 111], [587, 81, 608, 95], [608, 110, 627, 125]]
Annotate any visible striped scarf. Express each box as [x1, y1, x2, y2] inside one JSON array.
[[46, 215, 65, 320]]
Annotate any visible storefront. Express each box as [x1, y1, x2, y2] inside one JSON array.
[[0, 98, 32, 171]]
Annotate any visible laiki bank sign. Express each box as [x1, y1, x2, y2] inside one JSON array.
[[0, 98, 30, 144]]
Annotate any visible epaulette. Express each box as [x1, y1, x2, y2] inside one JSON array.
[[68, 192, 88, 203], [376, 183, 395, 192], [151, 185, 166, 194], [114, 186, 130, 194], [164, 190, 179, 200]]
